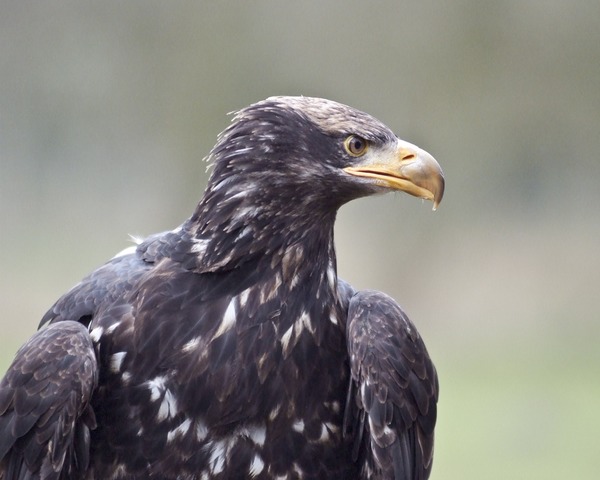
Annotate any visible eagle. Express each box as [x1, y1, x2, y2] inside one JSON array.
[[0, 96, 444, 480]]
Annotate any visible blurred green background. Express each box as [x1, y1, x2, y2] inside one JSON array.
[[1, 1, 599, 478]]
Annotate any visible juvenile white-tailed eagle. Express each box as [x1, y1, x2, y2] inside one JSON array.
[[0, 97, 444, 479]]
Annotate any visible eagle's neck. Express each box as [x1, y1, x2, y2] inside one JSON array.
[[186, 174, 339, 275], [175, 186, 346, 388]]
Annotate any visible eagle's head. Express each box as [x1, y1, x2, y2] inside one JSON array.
[[188, 96, 444, 271]]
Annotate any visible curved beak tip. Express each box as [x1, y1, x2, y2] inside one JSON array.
[[399, 147, 445, 211], [431, 174, 445, 211]]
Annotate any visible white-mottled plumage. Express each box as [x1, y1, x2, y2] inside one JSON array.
[[0, 96, 443, 480]]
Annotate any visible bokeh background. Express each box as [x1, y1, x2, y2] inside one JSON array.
[[1, 1, 599, 478]]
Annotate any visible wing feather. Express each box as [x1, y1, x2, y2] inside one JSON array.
[[345, 290, 438, 480], [0, 321, 98, 480]]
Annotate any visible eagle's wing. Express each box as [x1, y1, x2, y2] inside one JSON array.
[[0, 321, 97, 480], [344, 290, 438, 480]]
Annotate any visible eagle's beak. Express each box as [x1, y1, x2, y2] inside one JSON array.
[[344, 140, 445, 210]]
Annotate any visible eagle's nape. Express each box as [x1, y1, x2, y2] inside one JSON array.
[[0, 96, 443, 480]]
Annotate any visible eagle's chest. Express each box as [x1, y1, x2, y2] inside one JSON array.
[[196, 282, 350, 423], [178, 302, 352, 479], [92, 276, 354, 478]]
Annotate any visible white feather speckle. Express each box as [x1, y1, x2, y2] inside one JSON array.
[[292, 419, 305, 433], [318, 423, 330, 442], [167, 418, 192, 443], [249, 454, 265, 477], [208, 440, 227, 475], [89, 326, 104, 342], [196, 419, 209, 441], [157, 389, 178, 421], [105, 321, 121, 334], [260, 273, 282, 303], [238, 288, 251, 308], [327, 262, 336, 289], [182, 336, 201, 353], [214, 298, 236, 337], [246, 424, 266, 447], [325, 422, 338, 438], [293, 462, 304, 477], [191, 238, 209, 254], [147, 376, 167, 401], [269, 404, 281, 421], [293, 310, 314, 338], [110, 352, 126, 372], [280, 324, 294, 353]]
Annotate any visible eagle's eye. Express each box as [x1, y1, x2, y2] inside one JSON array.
[[344, 135, 369, 157]]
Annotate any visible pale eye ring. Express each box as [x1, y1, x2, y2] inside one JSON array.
[[344, 135, 369, 156]]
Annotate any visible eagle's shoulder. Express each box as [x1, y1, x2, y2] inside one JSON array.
[[39, 243, 150, 328]]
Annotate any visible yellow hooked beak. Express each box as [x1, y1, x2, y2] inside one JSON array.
[[344, 140, 445, 210]]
